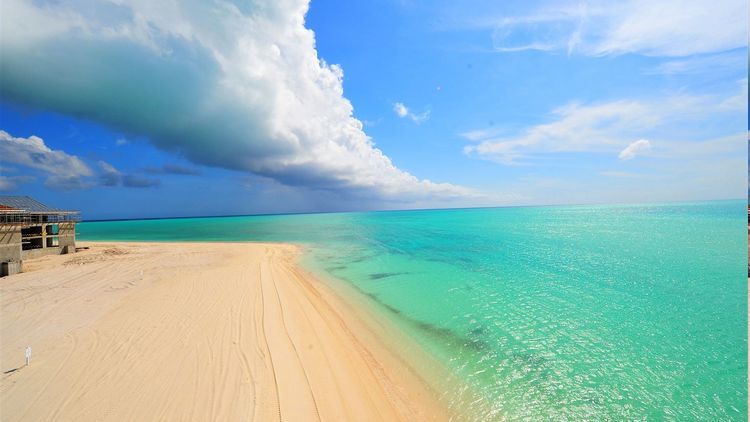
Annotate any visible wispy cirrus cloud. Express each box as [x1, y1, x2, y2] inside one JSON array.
[[464, 99, 658, 164], [468, 0, 746, 57], [463, 85, 746, 165], [644, 50, 747, 75]]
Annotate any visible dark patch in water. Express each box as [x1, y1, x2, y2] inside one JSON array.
[[367, 293, 403, 315], [400, 319, 492, 352], [343, 277, 489, 353], [325, 265, 347, 271], [507, 351, 554, 381], [464, 338, 491, 351], [368, 272, 408, 280], [512, 352, 549, 368], [426, 256, 473, 265], [413, 320, 460, 342], [380, 303, 489, 351], [470, 325, 486, 337]]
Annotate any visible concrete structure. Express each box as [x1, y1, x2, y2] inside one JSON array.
[[0, 196, 79, 277]]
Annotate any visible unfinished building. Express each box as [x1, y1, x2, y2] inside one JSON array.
[[0, 196, 79, 276]]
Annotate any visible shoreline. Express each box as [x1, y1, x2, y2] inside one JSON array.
[[0, 241, 454, 421], [297, 250, 490, 419]]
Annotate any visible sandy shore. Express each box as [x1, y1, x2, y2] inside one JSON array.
[[0, 242, 451, 421]]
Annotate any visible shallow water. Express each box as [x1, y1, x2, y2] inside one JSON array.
[[79, 200, 748, 420]]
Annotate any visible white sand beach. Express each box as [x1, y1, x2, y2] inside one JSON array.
[[0, 242, 451, 421]]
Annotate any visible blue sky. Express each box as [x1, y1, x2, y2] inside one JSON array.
[[0, 0, 747, 219]]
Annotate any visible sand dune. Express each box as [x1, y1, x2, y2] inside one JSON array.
[[0, 242, 449, 421]]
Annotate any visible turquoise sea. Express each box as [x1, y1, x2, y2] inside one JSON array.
[[78, 200, 747, 420]]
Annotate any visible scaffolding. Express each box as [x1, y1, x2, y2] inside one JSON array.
[[0, 209, 80, 224], [0, 196, 80, 224]]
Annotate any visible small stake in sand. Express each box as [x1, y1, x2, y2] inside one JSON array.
[[25, 346, 32, 366]]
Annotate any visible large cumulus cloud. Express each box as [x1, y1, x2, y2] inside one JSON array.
[[0, 0, 473, 201]]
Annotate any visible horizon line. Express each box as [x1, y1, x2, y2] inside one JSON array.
[[79, 197, 746, 223]]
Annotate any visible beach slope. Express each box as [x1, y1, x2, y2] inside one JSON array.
[[0, 242, 447, 421]]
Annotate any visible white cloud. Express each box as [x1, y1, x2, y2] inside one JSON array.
[[115, 138, 129, 146], [0, 130, 92, 189], [464, 100, 655, 164], [463, 89, 745, 164], [393, 102, 430, 124], [481, 0, 746, 57], [0, 0, 466, 203], [394, 102, 409, 118], [618, 139, 651, 160]]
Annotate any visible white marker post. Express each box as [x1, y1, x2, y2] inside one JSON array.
[[25, 346, 32, 366]]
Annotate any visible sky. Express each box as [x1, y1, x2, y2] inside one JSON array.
[[0, 0, 747, 219]]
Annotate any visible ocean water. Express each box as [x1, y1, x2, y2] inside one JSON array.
[[78, 200, 748, 420]]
